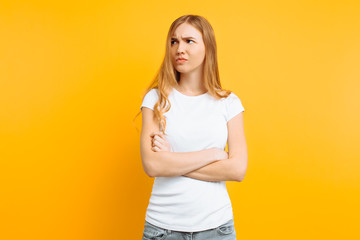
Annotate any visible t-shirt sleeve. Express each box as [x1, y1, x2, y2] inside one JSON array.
[[140, 88, 159, 111], [225, 92, 245, 122]]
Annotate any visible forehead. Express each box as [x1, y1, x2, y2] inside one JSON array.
[[171, 23, 202, 39]]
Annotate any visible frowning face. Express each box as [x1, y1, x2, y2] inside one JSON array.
[[170, 23, 206, 75]]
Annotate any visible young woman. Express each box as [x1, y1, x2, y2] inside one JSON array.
[[139, 14, 247, 240]]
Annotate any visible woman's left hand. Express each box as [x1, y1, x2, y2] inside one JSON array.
[[150, 131, 172, 152]]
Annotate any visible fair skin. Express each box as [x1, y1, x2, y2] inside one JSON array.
[[140, 22, 247, 181], [170, 22, 207, 95]]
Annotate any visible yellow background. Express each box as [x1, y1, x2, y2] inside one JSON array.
[[1, 0, 359, 239]]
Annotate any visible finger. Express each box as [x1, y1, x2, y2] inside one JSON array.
[[154, 135, 166, 144], [150, 135, 157, 146], [150, 131, 163, 137], [153, 139, 165, 149], [154, 134, 170, 148], [154, 140, 171, 152], [155, 133, 168, 142], [152, 146, 161, 152]]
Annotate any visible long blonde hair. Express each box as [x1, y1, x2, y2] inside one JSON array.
[[134, 14, 232, 133]]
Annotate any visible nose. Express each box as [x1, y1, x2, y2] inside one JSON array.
[[176, 41, 186, 55]]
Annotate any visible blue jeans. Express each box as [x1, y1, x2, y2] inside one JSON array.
[[142, 219, 236, 240]]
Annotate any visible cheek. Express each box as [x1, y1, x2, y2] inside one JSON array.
[[170, 54, 178, 66], [192, 49, 205, 63]]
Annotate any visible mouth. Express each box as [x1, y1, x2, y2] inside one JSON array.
[[176, 58, 188, 63]]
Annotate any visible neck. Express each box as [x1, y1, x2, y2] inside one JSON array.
[[177, 69, 206, 95]]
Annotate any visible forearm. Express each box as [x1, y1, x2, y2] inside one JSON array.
[[183, 157, 244, 182], [149, 148, 219, 177]]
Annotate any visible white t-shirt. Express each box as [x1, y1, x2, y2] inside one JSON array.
[[140, 87, 245, 232]]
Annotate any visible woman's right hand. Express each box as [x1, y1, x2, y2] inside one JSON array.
[[150, 131, 172, 152], [211, 148, 229, 161]]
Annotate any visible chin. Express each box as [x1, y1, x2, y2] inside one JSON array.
[[175, 67, 188, 73], [177, 70, 192, 74]]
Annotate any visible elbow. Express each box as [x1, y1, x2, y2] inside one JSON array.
[[144, 168, 156, 178], [146, 164, 175, 178], [141, 156, 158, 178], [236, 175, 245, 182], [141, 152, 176, 178], [231, 155, 247, 182], [234, 167, 247, 182], [142, 155, 168, 178], [143, 161, 159, 178], [141, 149, 162, 177]]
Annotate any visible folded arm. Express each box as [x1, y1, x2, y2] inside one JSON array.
[[182, 157, 244, 182], [152, 112, 248, 182], [142, 147, 224, 177], [184, 112, 248, 182], [140, 107, 227, 177]]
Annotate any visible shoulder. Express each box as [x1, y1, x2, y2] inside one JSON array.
[[215, 89, 239, 98], [146, 88, 159, 96], [143, 88, 160, 101], [141, 88, 160, 111], [228, 92, 240, 101], [226, 91, 243, 106], [223, 90, 245, 121], [219, 90, 240, 102], [213, 90, 232, 101], [218, 90, 228, 96]]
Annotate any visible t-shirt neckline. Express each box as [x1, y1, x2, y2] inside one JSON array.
[[173, 87, 209, 99]]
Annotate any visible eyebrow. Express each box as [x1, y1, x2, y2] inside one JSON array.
[[171, 36, 197, 40]]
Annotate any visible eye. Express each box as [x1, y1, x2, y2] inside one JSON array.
[[170, 39, 194, 45]]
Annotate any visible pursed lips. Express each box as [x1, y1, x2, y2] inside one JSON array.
[[176, 58, 188, 62]]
